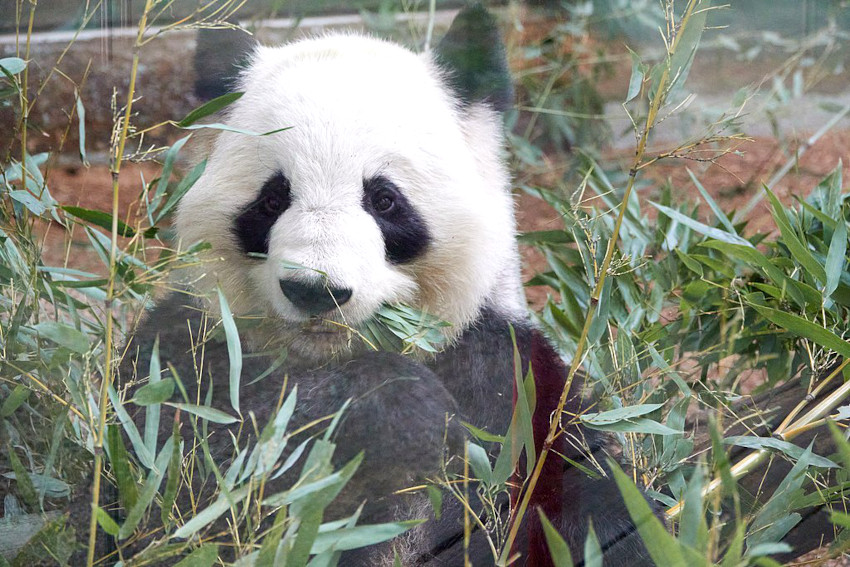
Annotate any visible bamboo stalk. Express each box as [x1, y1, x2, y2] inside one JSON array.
[[19, 1, 36, 195], [775, 359, 849, 433], [86, 2, 154, 565]]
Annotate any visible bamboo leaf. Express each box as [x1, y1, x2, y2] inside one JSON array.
[[62, 205, 137, 238], [106, 425, 139, 512], [610, 460, 686, 567], [32, 322, 90, 353], [582, 417, 682, 436], [0, 57, 26, 76], [583, 522, 603, 567], [764, 186, 826, 284], [747, 301, 850, 359], [580, 403, 664, 424], [119, 437, 174, 539], [309, 520, 423, 554], [825, 217, 847, 299], [1, 385, 30, 418], [538, 509, 573, 567], [177, 92, 243, 127], [724, 436, 837, 468], [173, 544, 219, 567], [688, 168, 736, 234], [172, 485, 251, 539], [95, 507, 119, 537], [163, 403, 238, 424], [155, 159, 206, 223], [651, 202, 753, 247], [625, 47, 647, 103], [217, 288, 242, 415], [134, 379, 174, 407], [467, 443, 492, 485]]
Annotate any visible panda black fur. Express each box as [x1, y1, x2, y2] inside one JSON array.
[[74, 6, 655, 566]]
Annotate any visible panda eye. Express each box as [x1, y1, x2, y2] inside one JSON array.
[[262, 193, 284, 215], [372, 190, 396, 214]]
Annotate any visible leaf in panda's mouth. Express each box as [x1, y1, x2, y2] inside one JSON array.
[[352, 304, 451, 354]]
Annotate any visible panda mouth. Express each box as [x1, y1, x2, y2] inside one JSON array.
[[300, 317, 348, 335]]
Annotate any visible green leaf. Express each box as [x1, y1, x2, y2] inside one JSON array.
[[7, 445, 37, 508], [9, 189, 52, 216], [625, 47, 647, 103], [0, 57, 26, 75], [678, 464, 708, 553], [609, 460, 686, 567], [74, 89, 89, 167], [1, 385, 30, 417], [155, 159, 206, 223], [173, 544, 219, 567], [701, 241, 817, 307], [665, 0, 710, 96], [132, 378, 175, 406], [467, 443, 492, 485], [216, 287, 242, 416], [831, 511, 850, 529], [688, 168, 736, 234], [144, 338, 162, 457], [674, 248, 703, 277], [827, 420, 850, 471], [119, 437, 174, 539], [581, 417, 682, 436], [537, 509, 573, 567], [309, 520, 424, 554], [160, 422, 183, 527], [825, 217, 847, 299], [724, 436, 837, 468], [257, 508, 288, 567], [746, 301, 850, 359], [580, 403, 664, 424], [95, 506, 119, 536], [651, 202, 753, 247], [427, 485, 443, 521], [109, 385, 154, 468], [177, 92, 244, 127], [747, 444, 815, 549], [172, 485, 251, 539], [107, 425, 138, 512], [179, 123, 292, 137], [746, 543, 792, 558], [583, 522, 603, 567], [62, 205, 137, 237], [764, 186, 826, 284], [461, 421, 504, 443], [32, 322, 89, 353], [149, 135, 190, 215], [163, 403, 238, 424]]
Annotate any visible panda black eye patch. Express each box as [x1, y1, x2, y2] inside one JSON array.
[[233, 171, 292, 256], [362, 176, 430, 264]]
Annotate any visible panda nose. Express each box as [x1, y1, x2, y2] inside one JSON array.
[[279, 279, 352, 315]]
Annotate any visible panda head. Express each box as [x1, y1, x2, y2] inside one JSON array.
[[176, 6, 526, 362]]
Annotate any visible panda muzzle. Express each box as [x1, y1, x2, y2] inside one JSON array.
[[279, 278, 353, 315]]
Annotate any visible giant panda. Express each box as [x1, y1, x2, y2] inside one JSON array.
[[84, 5, 654, 566]]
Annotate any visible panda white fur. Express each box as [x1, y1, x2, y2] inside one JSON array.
[[75, 5, 654, 566]]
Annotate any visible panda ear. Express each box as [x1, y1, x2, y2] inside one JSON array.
[[433, 3, 513, 112], [194, 25, 257, 101]]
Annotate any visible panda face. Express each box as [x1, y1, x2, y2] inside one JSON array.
[[176, 34, 524, 361]]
